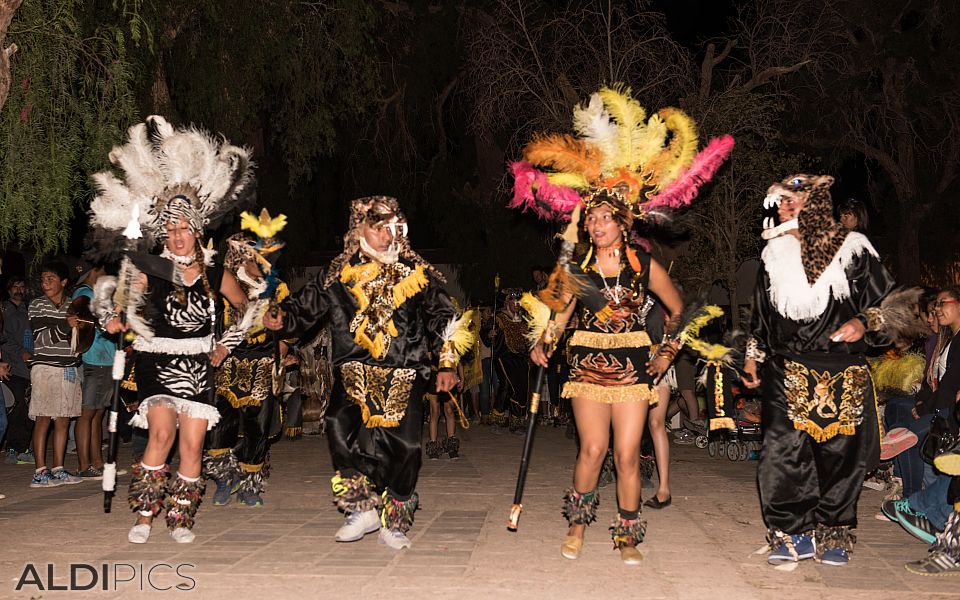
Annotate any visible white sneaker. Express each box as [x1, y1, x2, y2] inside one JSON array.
[[170, 527, 195, 543], [335, 509, 380, 542], [128, 523, 151, 544], [378, 527, 412, 550]]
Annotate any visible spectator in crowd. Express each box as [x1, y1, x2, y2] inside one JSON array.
[[72, 263, 120, 479], [28, 262, 83, 487], [3, 276, 34, 465]]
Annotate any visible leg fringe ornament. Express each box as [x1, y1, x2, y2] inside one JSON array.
[[509, 415, 526, 431], [202, 448, 240, 483], [165, 476, 205, 531], [639, 454, 656, 481], [610, 515, 647, 549], [128, 464, 169, 516], [767, 529, 804, 560], [814, 525, 856, 559], [562, 488, 600, 526], [235, 461, 268, 495], [381, 491, 420, 533], [425, 440, 441, 459], [932, 510, 960, 561], [445, 436, 460, 456], [331, 471, 382, 513]]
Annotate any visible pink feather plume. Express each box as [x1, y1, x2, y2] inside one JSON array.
[[645, 135, 735, 210], [509, 161, 581, 221]]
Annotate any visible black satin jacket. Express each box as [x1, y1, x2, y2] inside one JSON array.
[[750, 244, 895, 358], [279, 254, 456, 379]]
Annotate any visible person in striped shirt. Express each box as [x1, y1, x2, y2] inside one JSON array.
[[27, 262, 83, 488]]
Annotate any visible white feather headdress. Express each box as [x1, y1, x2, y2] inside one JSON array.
[[87, 116, 255, 260]]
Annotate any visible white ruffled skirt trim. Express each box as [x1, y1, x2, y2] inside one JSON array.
[[129, 395, 221, 431]]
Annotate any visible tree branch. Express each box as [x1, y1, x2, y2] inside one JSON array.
[[699, 38, 736, 102], [0, 0, 23, 114], [741, 60, 810, 93]]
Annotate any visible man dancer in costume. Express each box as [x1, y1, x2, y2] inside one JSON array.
[[91, 116, 261, 543], [743, 174, 895, 566], [516, 86, 734, 564], [205, 209, 289, 507], [263, 196, 473, 550], [491, 288, 531, 433]]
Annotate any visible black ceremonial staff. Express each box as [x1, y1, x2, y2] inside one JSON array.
[[507, 209, 609, 531]]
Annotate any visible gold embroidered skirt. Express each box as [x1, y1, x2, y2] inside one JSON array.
[[562, 330, 658, 405]]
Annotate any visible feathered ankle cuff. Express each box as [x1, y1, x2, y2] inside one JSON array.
[[235, 460, 270, 495], [562, 488, 599, 526], [382, 491, 420, 533], [814, 525, 856, 557], [331, 471, 381, 513], [202, 448, 239, 482], [610, 515, 647, 549], [165, 475, 205, 531], [128, 463, 169, 516]]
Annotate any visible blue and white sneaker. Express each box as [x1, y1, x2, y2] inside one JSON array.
[[820, 547, 849, 566], [768, 533, 815, 563], [49, 467, 83, 485], [30, 468, 65, 488]]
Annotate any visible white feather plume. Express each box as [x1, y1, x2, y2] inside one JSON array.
[[573, 93, 619, 174]]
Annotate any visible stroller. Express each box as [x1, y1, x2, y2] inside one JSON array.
[[699, 361, 763, 461]]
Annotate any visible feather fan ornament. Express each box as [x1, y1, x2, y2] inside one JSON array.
[[876, 287, 930, 346], [520, 292, 552, 350], [86, 115, 255, 262], [442, 310, 478, 358], [647, 135, 735, 210], [523, 134, 602, 182]]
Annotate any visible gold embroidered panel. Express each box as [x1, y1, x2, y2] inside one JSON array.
[[339, 361, 418, 428], [784, 359, 868, 443], [216, 356, 273, 408]]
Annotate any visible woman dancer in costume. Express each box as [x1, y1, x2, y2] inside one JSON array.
[[532, 195, 682, 564], [90, 116, 259, 543], [516, 87, 733, 564]]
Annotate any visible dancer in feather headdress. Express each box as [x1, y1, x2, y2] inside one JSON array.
[[262, 196, 475, 550], [743, 174, 909, 567], [204, 209, 291, 507], [89, 116, 260, 544], [516, 86, 734, 564]]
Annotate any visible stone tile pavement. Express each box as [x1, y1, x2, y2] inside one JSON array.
[[0, 425, 957, 599]]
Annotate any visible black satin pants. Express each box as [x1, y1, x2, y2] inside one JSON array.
[[205, 394, 279, 467], [757, 357, 878, 535], [494, 354, 531, 419], [326, 375, 426, 498]]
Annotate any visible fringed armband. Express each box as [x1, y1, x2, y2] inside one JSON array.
[[440, 309, 478, 369]]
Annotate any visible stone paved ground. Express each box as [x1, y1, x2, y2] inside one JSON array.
[[0, 425, 958, 600]]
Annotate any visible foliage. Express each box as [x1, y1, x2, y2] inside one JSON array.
[[0, 0, 140, 256], [160, 0, 381, 186]]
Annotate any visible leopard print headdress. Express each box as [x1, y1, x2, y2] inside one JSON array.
[[763, 174, 849, 284]]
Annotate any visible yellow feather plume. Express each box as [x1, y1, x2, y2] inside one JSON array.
[[520, 292, 552, 350], [597, 86, 648, 172], [240, 208, 288, 238], [442, 309, 478, 357], [643, 108, 698, 191], [524, 134, 602, 181], [547, 172, 591, 190], [678, 305, 728, 361], [870, 351, 925, 394]]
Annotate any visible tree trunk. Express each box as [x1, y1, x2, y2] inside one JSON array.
[[0, 0, 23, 114], [893, 200, 921, 285]]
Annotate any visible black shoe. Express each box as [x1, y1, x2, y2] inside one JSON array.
[[446, 436, 460, 460], [425, 440, 441, 460], [643, 494, 672, 509]]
